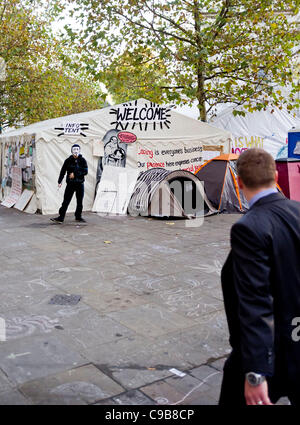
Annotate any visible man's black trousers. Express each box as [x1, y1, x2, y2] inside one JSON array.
[[58, 182, 84, 220]]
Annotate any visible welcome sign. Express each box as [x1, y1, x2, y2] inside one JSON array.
[[109, 100, 174, 131]]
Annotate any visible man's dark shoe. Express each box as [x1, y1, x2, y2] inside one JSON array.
[[75, 217, 86, 223], [50, 217, 63, 223]]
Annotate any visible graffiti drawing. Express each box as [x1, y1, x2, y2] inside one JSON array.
[[50, 381, 108, 400], [96, 129, 136, 187], [5, 315, 60, 339], [103, 130, 127, 167]]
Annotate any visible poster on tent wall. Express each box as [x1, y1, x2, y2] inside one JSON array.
[[1, 166, 22, 207], [1, 136, 36, 200], [96, 129, 137, 187]]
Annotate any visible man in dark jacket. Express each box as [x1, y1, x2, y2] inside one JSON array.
[[219, 148, 300, 406], [50, 144, 88, 223]]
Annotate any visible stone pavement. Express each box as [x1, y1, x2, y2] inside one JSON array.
[[0, 206, 289, 405]]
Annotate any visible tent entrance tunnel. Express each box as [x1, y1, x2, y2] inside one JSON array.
[[128, 168, 216, 218]]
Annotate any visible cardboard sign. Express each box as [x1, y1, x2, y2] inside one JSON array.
[[1, 166, 22, 208], [14, 189, 34, 211], [93, 166, 139, 215], [94, 191, 117, 213]]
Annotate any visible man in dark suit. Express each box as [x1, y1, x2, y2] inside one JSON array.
[[50, 144, 88, 223], [219, 148, 300, 406]]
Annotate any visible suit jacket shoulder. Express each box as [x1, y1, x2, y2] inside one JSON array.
[[232, 193, 300, 241]]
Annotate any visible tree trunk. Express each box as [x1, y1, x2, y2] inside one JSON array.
[[197, 70, 207, 122], [194, 0, 207, 122]]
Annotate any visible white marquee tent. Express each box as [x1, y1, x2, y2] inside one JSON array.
[[0, 98, 231, 215], [210, 105, 300, 158]]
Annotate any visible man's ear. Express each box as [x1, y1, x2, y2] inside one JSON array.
[[237, 175, 244, 190], [275, 170, 278, 183]]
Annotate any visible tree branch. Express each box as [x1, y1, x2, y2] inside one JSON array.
[[0, 0, 7, 24], [112, 7, 197, 47], [143, 1, 191, 37], [212, 0, 231, 40]]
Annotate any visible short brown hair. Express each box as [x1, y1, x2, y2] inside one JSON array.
[[237, 148, 276, 189]]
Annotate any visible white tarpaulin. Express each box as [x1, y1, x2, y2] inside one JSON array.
[[210, 105, 300, 158], [0, 98, 231, 215]]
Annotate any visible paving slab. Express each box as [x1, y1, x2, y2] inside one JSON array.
[[112, 390, 156, 405], [54, 308, 136, 353], [113, 273, 184, 295], [178, 386, 219, 405], [146, 287, 223, 319], [81, 287, 149, 313], [140, 378, 217, 405], [133, 259, 190, 277], [189, 365, 222, 384], [76, 335, 153, 367], [44, 268, 114, 295], [0, 369, 15, 394], [107, 304, 197, 338], [111, 273, 158, 296], [140, 381, 186, 405], [19, 364, 124, 405], [0, 281, 59, 313], [0, 389, 30, 405], [160, 321, 230, 366], [165, 374, 203, 395], [209, 357, 228, 371], [16, 301, 91, 324], [83, 333, 199, 371], [139, 331, 217, 368], [4, 312, 63, 341], [0, 334, 87, 385], [109, 367, 174, 390], [44, 266, 103, 288]]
